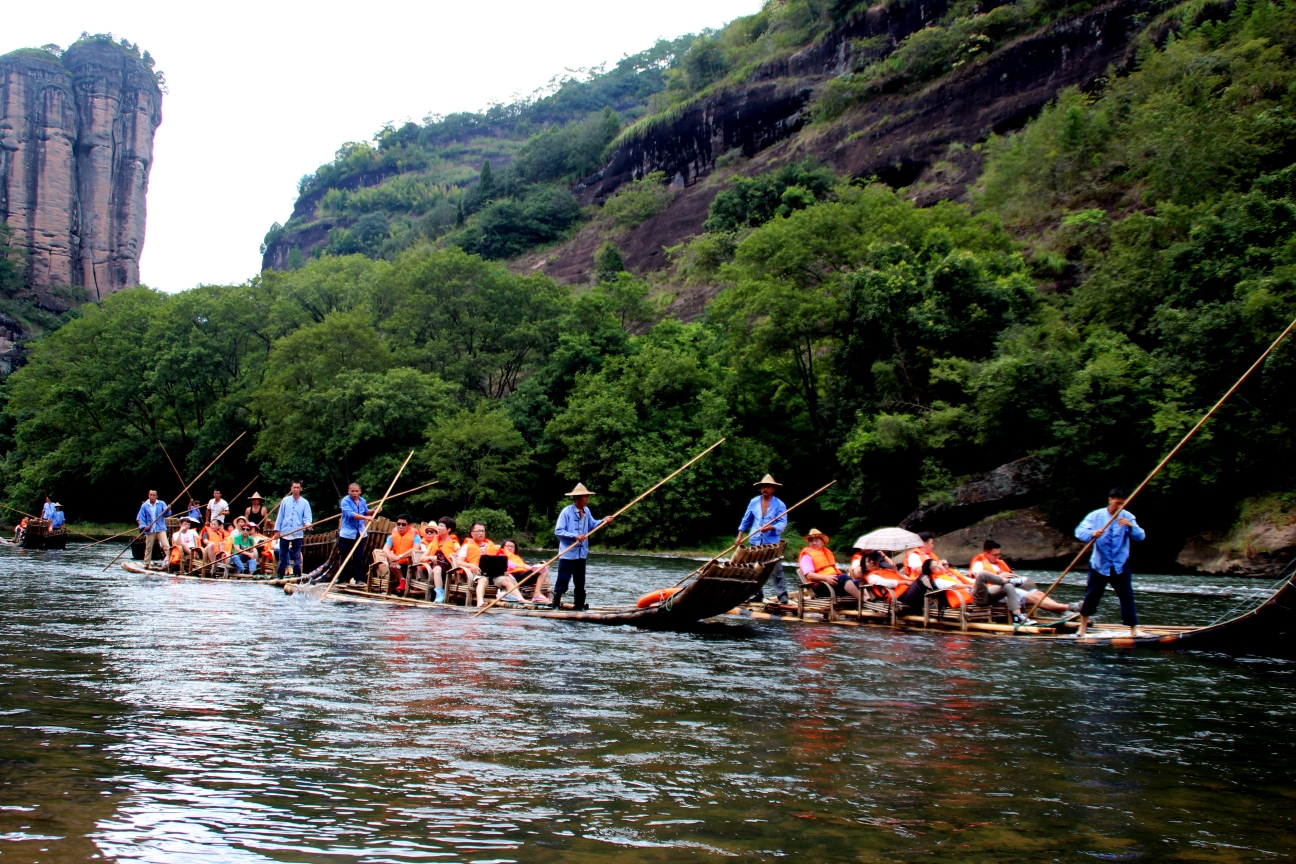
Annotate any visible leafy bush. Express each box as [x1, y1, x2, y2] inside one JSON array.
[[456, 186, 582, 259], [703, 161, 838, 232], [602, 172, 674, 228], [454, 507, 517, 541]]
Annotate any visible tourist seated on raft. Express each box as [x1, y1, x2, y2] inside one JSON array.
[[799, 529, 863, 600], [903, 532, 946, 578], [459, 521, 524, 607], [375, 513, 421, 592], [860, 550, 928, 610], [413, 518, 461, 603], [919, 557, 976, 605], [170, 518, 201, 570], [969, 539, 1079, 625], [228, 517, 259, 574], [201, 517, 229, 566], [501, 539, 550, 604], [13, 516, 26, 543], [848, 546, 896, 580]]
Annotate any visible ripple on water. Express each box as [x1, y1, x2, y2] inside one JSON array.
[[0, 546, 1295, 861]]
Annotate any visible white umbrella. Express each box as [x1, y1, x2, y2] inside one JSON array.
[[853, 527, 923, 552]]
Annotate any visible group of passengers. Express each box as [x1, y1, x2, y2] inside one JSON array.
[[362, 512, 551, 606], [796, 529, 1080, 625]]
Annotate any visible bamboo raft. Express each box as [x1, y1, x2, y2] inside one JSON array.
[[728, 569, 1296, 653], [326, 542, 789, 627], [19, 518, 67, 550]]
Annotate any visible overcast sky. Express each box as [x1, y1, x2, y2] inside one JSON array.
[[4, 0, 761, 292]]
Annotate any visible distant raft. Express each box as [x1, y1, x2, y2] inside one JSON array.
[[19, 518, 67, 551]]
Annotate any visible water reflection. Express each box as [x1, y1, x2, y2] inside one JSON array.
[[0, 545, 1293, 862]]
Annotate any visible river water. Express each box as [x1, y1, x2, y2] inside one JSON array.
[[1, 544, 1294, 863]]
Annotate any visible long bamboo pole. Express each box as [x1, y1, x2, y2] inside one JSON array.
[[318, 452, 415, 602], [186, 480, 437, 577], [158, 440, 186, 488], [1028, 312, 1296, 616], [228, 474, 260, 510], [102, 432, 247, 570], [473, 437, 726, 618], [669, 480, 836, 590]]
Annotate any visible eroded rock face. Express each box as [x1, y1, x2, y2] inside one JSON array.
[[0, 43, 161, 302], [934, 507, 1085, 568], [902, 455, 1052, 534], [1178, 520, 1296, 578]]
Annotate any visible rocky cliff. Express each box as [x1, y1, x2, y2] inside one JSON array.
[[0, 40, 161, 303]]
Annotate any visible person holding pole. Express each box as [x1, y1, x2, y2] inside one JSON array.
[[552, 483, 614, 611], [736, 474, 790, 605], [338, 482, 373, 587], [1074, 487, 1146, 638], [41, 495, 56, 521], [136, 490, 171, 569], [274, 481, 313, 577]]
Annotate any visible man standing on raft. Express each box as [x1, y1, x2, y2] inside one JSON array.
[[552, 483, 613, 611], [736, 474, 790, 605], [1074, 487, 1146, 638]]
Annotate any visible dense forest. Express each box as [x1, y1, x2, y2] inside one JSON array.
[[4, 0, 1296, 559]]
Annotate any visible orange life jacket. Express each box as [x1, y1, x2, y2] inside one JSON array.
[[799, 545, 840, 576], [462, 538, 499, 567], [18, 517, 27, 529], [388, 528, 418, 560], [970, 553, 1012, 576], [905, 547, 934, 578], [169, 544, 182, 565], [202, 526, 227, 547], [505, 551, 529, 572]]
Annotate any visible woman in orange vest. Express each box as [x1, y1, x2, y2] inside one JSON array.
[[501, 539, 550, 604], [798, 529, 861, 600], [200, 518, 228, 565], [904, 531, 948, 578]]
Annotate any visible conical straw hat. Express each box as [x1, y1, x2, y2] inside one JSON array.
[[249, 492, 263, 500], [753, 474, 783, 487], [566, 483, 595, 496]]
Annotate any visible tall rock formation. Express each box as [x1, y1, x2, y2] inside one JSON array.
[[0, 40, 161, 302]]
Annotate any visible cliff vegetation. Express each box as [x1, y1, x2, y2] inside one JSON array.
[[6, 0, 1296, 569]]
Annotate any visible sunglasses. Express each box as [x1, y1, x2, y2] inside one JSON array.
[[397, 521, 409, 526]]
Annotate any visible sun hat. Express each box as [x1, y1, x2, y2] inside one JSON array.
[[753, 474, 783, 487], [566, 483, 595, 496]]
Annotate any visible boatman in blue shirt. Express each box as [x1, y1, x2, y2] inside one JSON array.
[[50, 503, 65, 530], [552, 483, 613, 611], [136, 490, 171, 569], [1074, 487, 1146, 638], [338, 482, 373, 586], [41, 495, 56, 521], [274, 481, 313, 577], [736, 474, 790, 605]]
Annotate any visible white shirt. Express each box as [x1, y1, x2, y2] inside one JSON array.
[[207, 498, 229, 523], [173, 528, 199, 550]]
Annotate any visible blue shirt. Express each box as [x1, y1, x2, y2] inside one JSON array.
[[339, 495, 370, 540], [41, 502, 56, 520], [187, 505, 203, 524], [274, 495, 313, 540], [1075, 507, 1145, 574], [50, 510, 65, 529], [136, 500, 170, 532], [555, 504, 603, 560], [737, 495, 788, 546]]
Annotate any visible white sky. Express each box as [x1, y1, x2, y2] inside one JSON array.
[[4, 0, 761, 292]]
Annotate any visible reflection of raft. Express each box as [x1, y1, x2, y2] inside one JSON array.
[[331, 543, 788, 628], [20, 519, 67, 550], [730, 569, 1296, 655]]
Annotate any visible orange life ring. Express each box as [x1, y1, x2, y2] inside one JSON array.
[[636, 587, 680, 608]]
